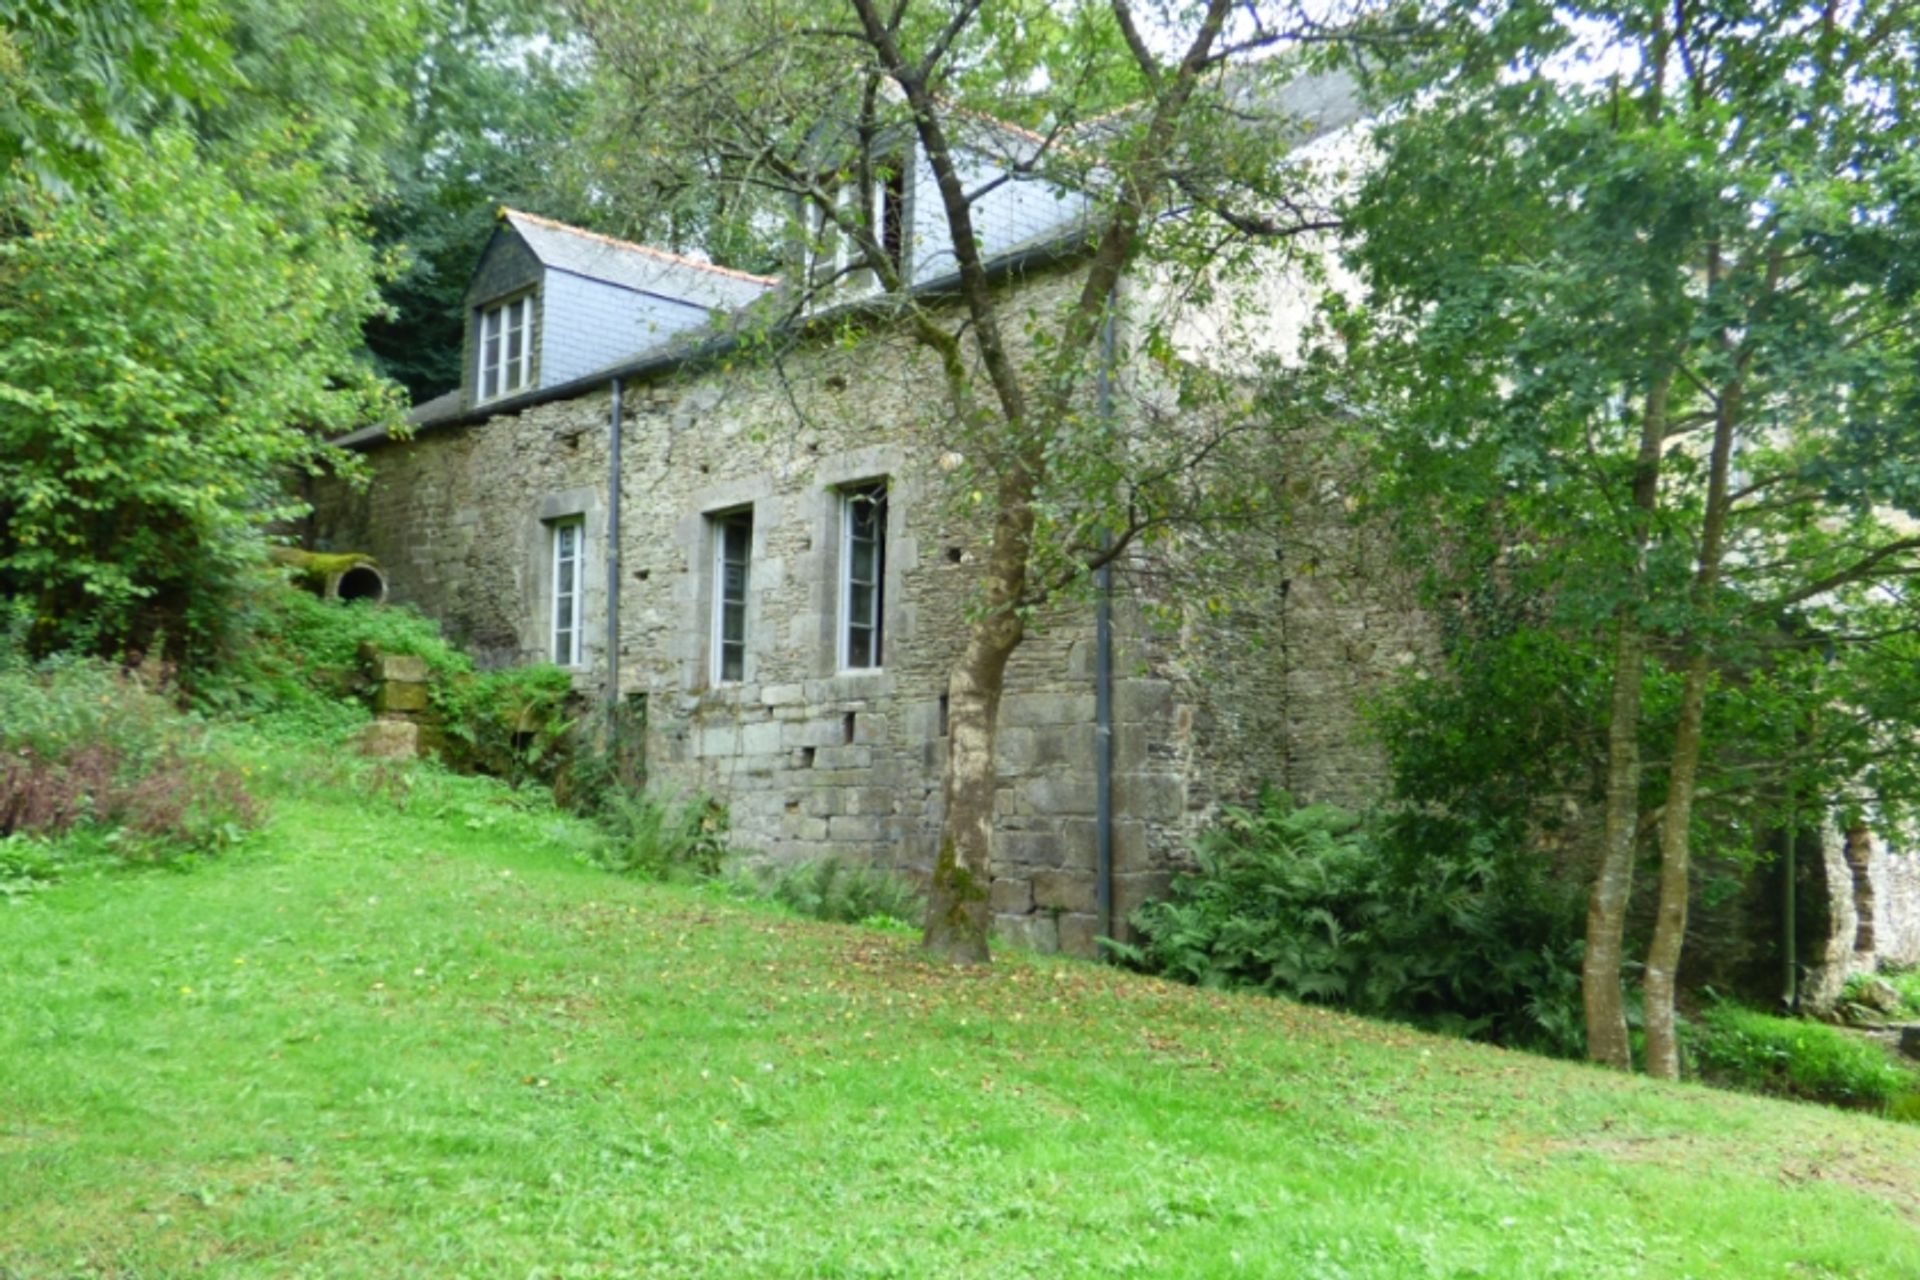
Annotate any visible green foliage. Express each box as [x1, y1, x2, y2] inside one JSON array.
[[1838, 968, 1920, 1022], [8, 748, 1920, 1274], [196, 584, 473, 741], [0, 644, 260, 869], [0, 129, 401, 661], [200, 583, 574, 784], [1120, 789, 1586, 1054], [586, 790, 730, 882], [364, 0, 591, 399], [1685, 1000, 1920, 1118], [726, 856, 927, 928], [434, 664, 578, 784], [0, 0, 233, 195]]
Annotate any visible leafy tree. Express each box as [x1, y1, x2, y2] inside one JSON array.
[[366, 0, 592, 399], [0, 0, 231, 195], [0, 130, 401, 659], [574, 0, 1385, 962], [1334, 0, 1920, 1072]]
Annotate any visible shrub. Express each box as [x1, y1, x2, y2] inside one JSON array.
[[1117, 789, 1586, 1055], [203, 584, 576, 781], [0, 129, 399, 662], [435, 665, 578, 784], [729, 857, 926, 927], [198, 585, 473, 740], [0, 651, 261, 864], [1685, 1000, 1920, 1115], [588, 790, 731, 882]]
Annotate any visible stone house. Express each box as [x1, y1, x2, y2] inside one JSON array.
[[310, 74, 1920, 988], [311, 76, 1417, 956]]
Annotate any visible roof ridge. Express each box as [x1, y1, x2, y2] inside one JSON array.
[[501, 208, 781, 286]]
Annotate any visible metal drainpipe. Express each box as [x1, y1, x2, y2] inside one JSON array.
[[605, 377, 623, 714], [1095, 297, 1117, 948]]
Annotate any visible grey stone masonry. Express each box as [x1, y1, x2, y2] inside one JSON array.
[[312, 268, 1417, 956]]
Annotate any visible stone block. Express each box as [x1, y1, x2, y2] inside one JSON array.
[[1056, 912, 1103, 958], [813, 744, 874, 771], [994, 727, 1040, 771], [761, 683, 804, 706], [991, 912, 1060, 953], [827, 814, 885, 843], [739, 721, 783, 756], [1113, 871, 1173, 921], [781, 815, 829, 842], [360, 719, 420, 759], [803, 789, 846, 818], [373, 680, 429, 714], [782, 719, 848, 750], [1113, 820, 1150, 872], [1001, 692, 1095, 728], [1033, 868, 1097, 915], [1115, 679, 1173, 724], [989, 877, 1033, 914], [1115, 772, 1186, 821], [365, 652, 428, 683], [1021, 774, 1096, 816], [1032, 724, 1095, 768], [995, 830, 1059, 866]]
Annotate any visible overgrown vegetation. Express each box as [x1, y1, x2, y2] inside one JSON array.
[[0, 129, 398, 661], [1117, 790, 1586, 1056], [0, 642, 261, 883], [726, 856, 927, 929], [1685, 1000, 1920, 1118], [200, 582, 577, 783]]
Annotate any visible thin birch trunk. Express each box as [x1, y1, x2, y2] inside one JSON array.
[[1643, 375, 1739, 1080], [1583, 373, 1670, 1068]]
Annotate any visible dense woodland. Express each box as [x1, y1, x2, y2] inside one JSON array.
[[4, 0, 1920, 1103]]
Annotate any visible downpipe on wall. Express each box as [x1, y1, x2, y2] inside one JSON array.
[[606, 377, 623, 716], [1095, 296, 1116, 949]]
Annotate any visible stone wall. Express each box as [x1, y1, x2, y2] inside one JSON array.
[[314, 269, 1209, 954]]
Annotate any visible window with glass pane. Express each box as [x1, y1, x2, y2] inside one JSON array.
[[551, 518, 582, 666], [710, 509, 752, 684], [840, 483, 886, 670], [478, 295, 533, 402]]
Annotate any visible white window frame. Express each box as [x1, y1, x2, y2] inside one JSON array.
[[478, 293, 535, 403], [809, 158, 907, 287], [549, 517, 584, 667], [708, 508, 753, 686], [837, 482, 886, 672]]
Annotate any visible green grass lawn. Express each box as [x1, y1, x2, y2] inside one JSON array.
[[4, 750, 1918, 1279]]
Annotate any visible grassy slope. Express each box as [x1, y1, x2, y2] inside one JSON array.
[[3, 753, 1918, 1279]]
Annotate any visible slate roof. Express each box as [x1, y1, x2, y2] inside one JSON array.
[[502, 209, 779, 312], [339, 67, 1367, 447]]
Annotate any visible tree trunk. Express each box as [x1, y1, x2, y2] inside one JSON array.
[[1584, 621, 1648, 1069], [848, 0, 1236, 964], [1583, 373, 1671, 1068], [923, 620, 1019, 963], [1643, 650, 1710, 1078], [1642, 371, 1739, 1080]]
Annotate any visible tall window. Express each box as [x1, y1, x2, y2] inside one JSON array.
[[710, 509, 752, 685], [839, 482, 886, 670], [479, 294, 534, 402], [550, 517, 583, 666]]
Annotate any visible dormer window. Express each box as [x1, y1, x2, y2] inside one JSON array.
[[807, 155, 908, 289], [478, 294, 534, 402]]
